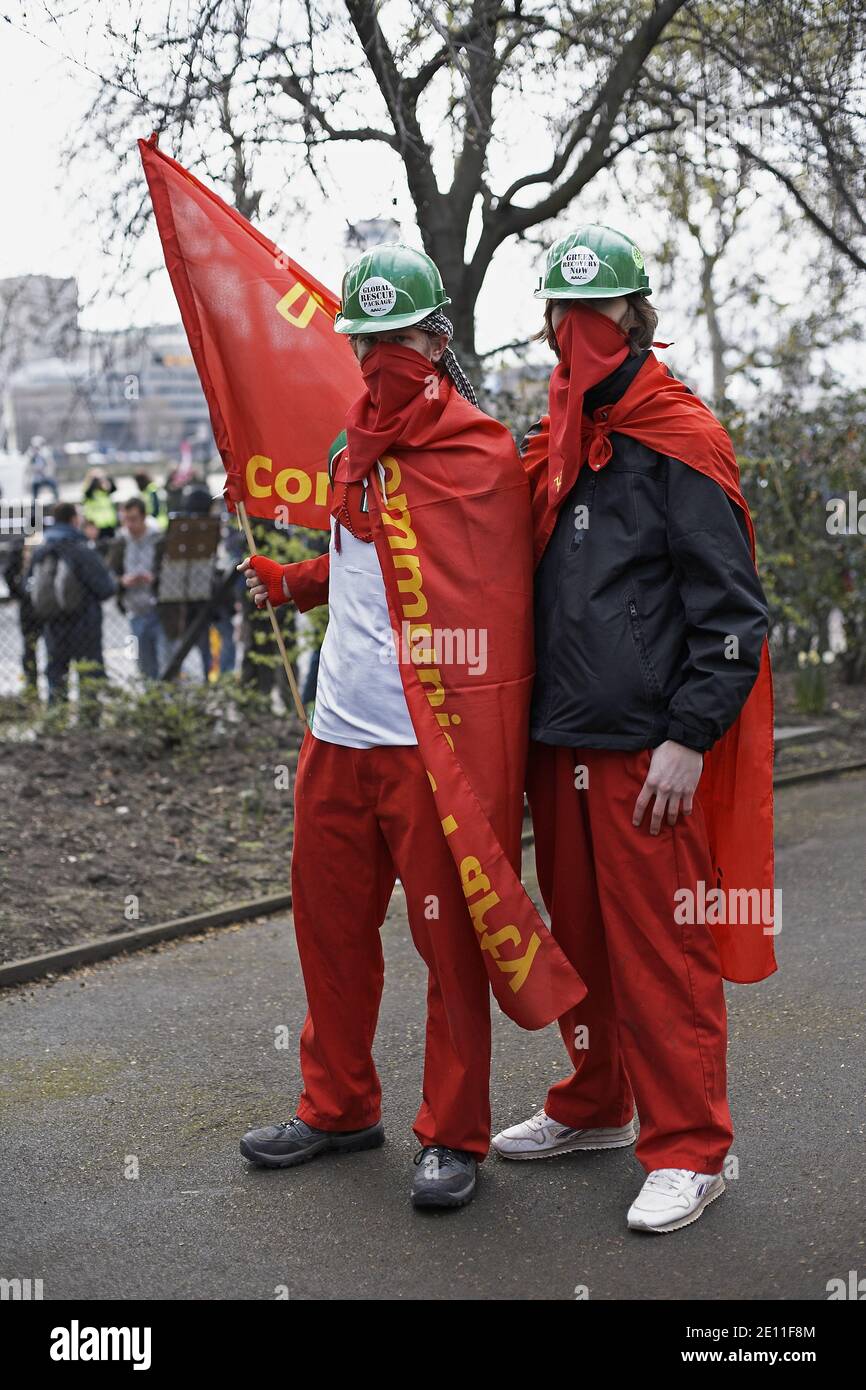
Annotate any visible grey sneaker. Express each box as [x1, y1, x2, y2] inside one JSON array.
[[240, 1115, 385, 1168], [411, 1146, 477, 1209], [492, 1108, 637, 1159]]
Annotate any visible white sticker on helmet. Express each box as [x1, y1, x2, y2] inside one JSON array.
[[560, 246, 600, 284], [358, 277, 397, 316]]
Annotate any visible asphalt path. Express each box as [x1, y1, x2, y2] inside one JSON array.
[[1, 771, 863, 1300]]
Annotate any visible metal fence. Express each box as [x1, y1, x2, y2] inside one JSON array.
[[0, 501, 323, 707], [0, 587, 241, 699]]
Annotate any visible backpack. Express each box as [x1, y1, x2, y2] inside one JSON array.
[[30, 546, 86, 620]]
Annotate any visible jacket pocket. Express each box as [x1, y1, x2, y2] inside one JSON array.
[[624, 590, 664, 707]]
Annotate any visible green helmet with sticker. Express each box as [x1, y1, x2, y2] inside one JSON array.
[[535, 224, 652, 300], [334, 243, 451, 334]]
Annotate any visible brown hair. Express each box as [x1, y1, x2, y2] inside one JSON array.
[[52, 501, 78, 525], [537, 294, 659, 358]]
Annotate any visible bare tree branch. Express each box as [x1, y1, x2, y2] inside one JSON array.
[[732, 139, 866, 275]]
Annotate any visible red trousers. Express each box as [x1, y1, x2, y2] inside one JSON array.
[[291, 732, 492, 1158], [527, 742, 733, 1174]]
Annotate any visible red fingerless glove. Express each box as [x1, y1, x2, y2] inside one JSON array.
[[249, 554, 290, 607]]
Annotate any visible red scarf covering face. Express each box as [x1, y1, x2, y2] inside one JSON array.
[[340, 342, 448, 481], [522, 351, 777, 986], [547, 305, 630, 504], [330, 342, 449, 546]]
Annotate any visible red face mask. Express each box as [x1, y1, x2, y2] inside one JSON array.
[[547, 305, 630, 503], [339, 341, 446, 482]]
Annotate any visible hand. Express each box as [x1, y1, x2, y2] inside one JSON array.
[[633, 740, 703, 836], [238, 554, 289, 609], [122, 572, 147, 589], [238, 556, 268, 607]]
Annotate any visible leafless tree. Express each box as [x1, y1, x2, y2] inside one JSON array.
[[71, 1, 866, 362]]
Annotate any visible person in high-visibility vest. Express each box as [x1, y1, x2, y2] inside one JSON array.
[[133, 471, 169, 530], [81, 470, 118, 540]]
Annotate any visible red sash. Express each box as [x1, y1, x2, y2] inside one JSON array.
[[360, 376, 587, 1026]]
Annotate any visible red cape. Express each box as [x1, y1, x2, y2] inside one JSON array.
[[361, 378, 587, 1028], [523, 354, 777, 985], [138, 136, 585, 1025]]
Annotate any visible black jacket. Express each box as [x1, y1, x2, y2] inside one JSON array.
[[528, 351, 769, 754], [29, 524, 116, 650]]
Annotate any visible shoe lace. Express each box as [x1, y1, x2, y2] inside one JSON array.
[[413, 1145, 469, 1166], [527, 1108, 550, 1131], [645, 1168, 695, 1196]]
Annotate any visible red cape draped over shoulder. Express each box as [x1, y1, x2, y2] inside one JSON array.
[[522, 354, 777, 984], [359, 374, 587, 1028]]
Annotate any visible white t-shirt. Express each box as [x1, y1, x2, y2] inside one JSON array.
[[311, 516, 417, 749]]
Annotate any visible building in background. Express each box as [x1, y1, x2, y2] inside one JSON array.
[[3, 324, 213, 460], [0, 275, 80, 449], [344, 218, 401, 251]]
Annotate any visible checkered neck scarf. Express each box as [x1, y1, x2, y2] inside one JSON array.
[[417, 310, 478, 407]]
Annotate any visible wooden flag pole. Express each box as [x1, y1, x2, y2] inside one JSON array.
[[235, 500, 308, 727]]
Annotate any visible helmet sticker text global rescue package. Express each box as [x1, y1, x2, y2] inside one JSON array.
[[358, 277, 398, 315]]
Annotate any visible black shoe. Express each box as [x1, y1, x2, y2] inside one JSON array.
[[240, 1115, 385, 1168], [411, 1145, 477, 1209]]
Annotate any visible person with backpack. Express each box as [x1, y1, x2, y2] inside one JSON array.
[[1, 518, 42, 698], [492, 225, 775, 1235], [29, 501, 117, 703]]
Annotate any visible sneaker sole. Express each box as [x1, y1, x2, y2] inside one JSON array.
[[239, 1124, 385, 1169], [411, 1181, 476, 1211], [493, 1124, 637, 1161], [628, 1179, 726, 1234]]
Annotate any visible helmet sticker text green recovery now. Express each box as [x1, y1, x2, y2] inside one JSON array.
[[561, 247, 600, 285]]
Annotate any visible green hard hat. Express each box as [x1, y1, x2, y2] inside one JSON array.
[[334, 243, 451, 334], [536, 224, 652, 299]]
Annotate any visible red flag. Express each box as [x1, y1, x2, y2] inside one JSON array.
[[138, 133, 360, 529], [140, 137, 587, 1027]]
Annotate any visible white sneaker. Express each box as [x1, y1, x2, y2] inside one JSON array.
[[627, 1168, 725, 1233], [492, 1108, 637, 1160]]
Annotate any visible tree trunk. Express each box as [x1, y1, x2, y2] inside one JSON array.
[[700, 254, 729, 411], [417, 228, 486, 392]]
